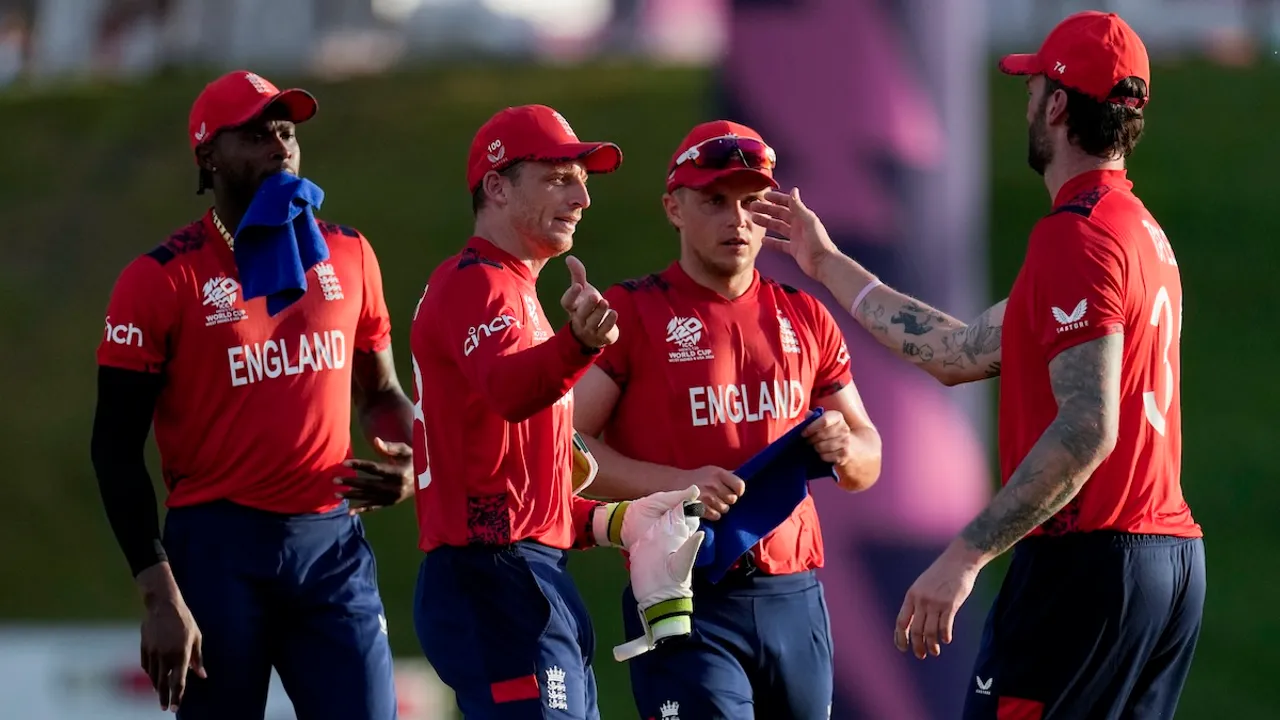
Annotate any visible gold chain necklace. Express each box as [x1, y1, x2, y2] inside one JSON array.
[[211, 209, 234, 249]]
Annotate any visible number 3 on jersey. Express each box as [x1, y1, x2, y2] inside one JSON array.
[[410, 286, 432, 490], [1143, 285, 1182, 436]]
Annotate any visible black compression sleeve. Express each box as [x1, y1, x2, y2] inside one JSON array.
[[90, 365, 167, 577]]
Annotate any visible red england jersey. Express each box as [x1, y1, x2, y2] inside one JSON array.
[[596, 262, 853, 575], [409, 237, 603, 553], [96, 210, 393, 514], [1001, 169, 1200, 538]]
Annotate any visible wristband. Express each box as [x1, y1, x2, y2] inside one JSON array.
[[849, 278, 882, 316]]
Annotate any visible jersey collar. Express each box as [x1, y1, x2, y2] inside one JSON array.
[[1053, 168, 1132, 208], [661, 259, 760, 304], [465, 236, 536, 284]]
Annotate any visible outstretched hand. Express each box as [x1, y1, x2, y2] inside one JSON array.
[[749, 187, 840, 280]]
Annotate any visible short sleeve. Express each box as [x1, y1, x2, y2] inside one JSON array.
[[97, 256, 179, 374], [595, 285, 636, 388], [1027, 213, 1127, 360], [808, 295, 853, 399], [356, 235, 393, 353]]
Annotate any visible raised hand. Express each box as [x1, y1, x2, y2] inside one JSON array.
[[560, 255, 619, 349], [749, 187, 841, 280]]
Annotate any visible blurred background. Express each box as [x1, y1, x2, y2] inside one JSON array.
[[0, 0, 1274, 717]]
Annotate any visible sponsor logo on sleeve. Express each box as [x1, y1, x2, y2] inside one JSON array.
[[104, 316, 143, 347]]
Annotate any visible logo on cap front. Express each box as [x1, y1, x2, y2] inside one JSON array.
[[551, 110, 577, 140], [194, 122, 208, 142], [244, 72, 272, 94]]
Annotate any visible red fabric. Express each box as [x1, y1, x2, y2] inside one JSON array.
[[187, 70, 316, 153], [999, 170, 1200, 538], [998, 11, 1150, 104], [665, 120, 778, 193], [96, 211, 391, 513], [466, 104, 621, 191], [490, 674, 540, 704], [997, 697, 1044, 720], [597, 262, 853, 575], [410, 237, 601, 552]]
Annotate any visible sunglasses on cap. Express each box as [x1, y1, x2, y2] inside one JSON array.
[[674, 134, 777, 172]]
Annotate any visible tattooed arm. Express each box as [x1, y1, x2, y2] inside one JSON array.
[[893, 333, 1122, 659], [958, 333, 1122, 561], [810, 251, 1006, 386]]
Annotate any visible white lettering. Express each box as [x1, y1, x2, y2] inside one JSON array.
[[725, 384, 743, 424], [690, 387, 708, 427], [688, 379, 808, 427], [228, 347, 247, 387], [463, 314, 520, 357], [227, 329, 347, 386], [789, 380, 806, 417], [263, 339, 282, 379], [104, 317, 143, 348], [758, 382, 776, 419], [1143, 220, 1178, 267], [297, 333, 316, 372], [743, 384, 759, 422], [281, 339, 302, 376]]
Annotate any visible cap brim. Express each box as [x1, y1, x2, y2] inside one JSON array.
[[538, 142, 623, 175], [998, 53, 1043, 76], [263, 88, 318, 124], [669, 166, 779, 192]]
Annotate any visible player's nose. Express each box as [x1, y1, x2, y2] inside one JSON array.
[[568, 177, 590, 210]]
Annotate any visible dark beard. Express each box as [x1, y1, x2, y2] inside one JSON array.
[[1026, 106, 1053, 177]]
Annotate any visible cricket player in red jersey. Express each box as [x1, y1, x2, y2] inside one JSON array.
[[570, 120, 884, 719], [90, 71, 414, 719], [408, 104, 706, 720], [752, 12, 1205, 718]]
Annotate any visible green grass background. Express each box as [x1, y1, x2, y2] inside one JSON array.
[[0, 60, 1272, 717]]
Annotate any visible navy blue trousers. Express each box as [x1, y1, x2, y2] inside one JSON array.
[[962, 532, 1206, 720], [164, 500, 397, 720], [623, 568, 834, 720], [414, 541, 599, 719]]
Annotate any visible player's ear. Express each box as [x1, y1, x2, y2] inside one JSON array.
[[1046, 87, 1070, 126], [662, 191, 683, 231], [482, 170, 510, 207], [195, 143, 216, 173]]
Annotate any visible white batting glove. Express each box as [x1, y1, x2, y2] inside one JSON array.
[[591, 485, 702, 550], [613, 496, 705, 662]]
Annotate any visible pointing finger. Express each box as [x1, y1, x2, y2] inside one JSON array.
[[565, 254, 588, 287]]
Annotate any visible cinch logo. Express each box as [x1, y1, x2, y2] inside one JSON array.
[[464, 314, 520, 357], [104, 317, 143, 347]]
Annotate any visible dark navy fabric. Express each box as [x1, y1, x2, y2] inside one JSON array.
[[164, 500, 396, 720], [962, 532, 1206, 720], [415, 541, 600, 719]]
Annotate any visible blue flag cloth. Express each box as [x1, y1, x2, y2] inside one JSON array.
[[232, 172, 329, 317], [694, 408, 835, 583]]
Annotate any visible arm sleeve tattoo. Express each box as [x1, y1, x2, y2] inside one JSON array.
[[958, 333, 1123, 557]]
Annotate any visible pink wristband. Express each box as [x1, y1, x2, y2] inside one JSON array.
[[849, 279, 882, 315]]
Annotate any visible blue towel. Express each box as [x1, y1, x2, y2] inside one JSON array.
[[695, 408, 835, 583], [232, 172, 329, 317]]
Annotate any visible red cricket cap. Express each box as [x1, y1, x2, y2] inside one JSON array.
[[665, 120, 778, 194], [188, 70, 318, 160], [467, 104, 622, 193], [999, 11, 1150, 106]]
